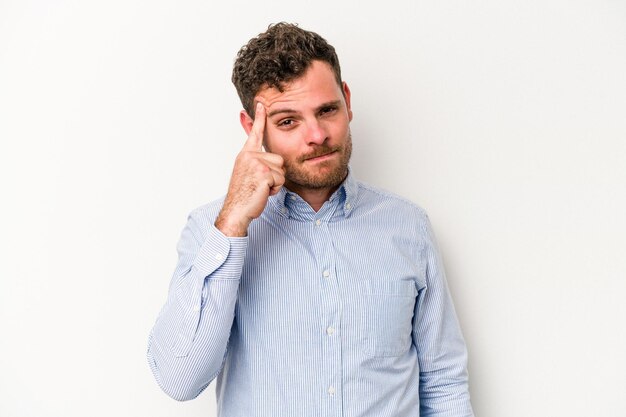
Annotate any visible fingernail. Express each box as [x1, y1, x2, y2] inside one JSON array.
[[256, 102, 263, 112]]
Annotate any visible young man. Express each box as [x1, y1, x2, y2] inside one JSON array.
[[148, 23, 474, 417]]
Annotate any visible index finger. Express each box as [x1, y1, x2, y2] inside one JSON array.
[[244, 102, 266, 151]]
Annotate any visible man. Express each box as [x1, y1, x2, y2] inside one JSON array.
[[148, 23, 473, 417]]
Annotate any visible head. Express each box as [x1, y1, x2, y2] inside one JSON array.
[[232, 22, 343, 119], [233, 23, 353, 198]]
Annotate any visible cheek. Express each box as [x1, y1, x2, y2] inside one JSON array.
[[329, 116, 350, 133]]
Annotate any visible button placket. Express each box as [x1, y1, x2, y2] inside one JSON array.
[[310, 215, 342, 414]]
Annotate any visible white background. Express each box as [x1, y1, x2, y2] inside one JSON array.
[[1, 0, 625, 416]]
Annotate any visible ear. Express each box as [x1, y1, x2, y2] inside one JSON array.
[[240, 110, 254, 135], [342, 82, 353, 121]]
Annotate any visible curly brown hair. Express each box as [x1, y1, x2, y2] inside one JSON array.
[[232, 22, 342, 117]]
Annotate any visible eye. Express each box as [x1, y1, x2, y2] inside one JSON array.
[[277, 118, 295, 128], [320, 106, 338, 116]]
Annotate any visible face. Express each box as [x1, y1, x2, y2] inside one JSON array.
[[242, 60, 353, 194]]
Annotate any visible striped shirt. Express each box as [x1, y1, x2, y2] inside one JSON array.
[[147, 172, 473, 417]]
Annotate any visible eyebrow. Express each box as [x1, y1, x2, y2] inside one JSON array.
[[267, 108, 296, 118], [267, 100, 342, 118]]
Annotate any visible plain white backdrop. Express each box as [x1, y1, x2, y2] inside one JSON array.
[[1, 0, 625, 416]]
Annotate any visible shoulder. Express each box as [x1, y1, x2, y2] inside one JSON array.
[[350, 180, 436, 253], [354, 180, 429, 223]]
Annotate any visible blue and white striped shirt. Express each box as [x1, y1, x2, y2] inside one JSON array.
[[147, 172, 473, 416]]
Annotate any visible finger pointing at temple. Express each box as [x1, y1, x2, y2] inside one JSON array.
[[243, 102, 266, 151]]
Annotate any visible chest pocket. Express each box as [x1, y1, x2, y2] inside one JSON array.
[[361, 279, 418, 357]]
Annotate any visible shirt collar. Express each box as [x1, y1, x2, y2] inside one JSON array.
[[270, 168, 358, 220]]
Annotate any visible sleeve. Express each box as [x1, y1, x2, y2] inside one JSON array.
[[147, 207, 247, 401], [412, 214, 474, 417]]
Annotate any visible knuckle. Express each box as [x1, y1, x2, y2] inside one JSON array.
[[237, 150, 251, 162], [253, 160, 270, 174]]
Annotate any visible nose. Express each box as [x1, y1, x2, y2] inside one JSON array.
[[306, 120, 328, 145]]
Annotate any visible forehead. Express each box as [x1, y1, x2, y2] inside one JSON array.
[[254, 60, 343, 113]]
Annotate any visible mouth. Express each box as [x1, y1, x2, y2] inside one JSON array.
[[303, 150, 338, 163]]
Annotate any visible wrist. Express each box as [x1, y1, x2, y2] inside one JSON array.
[[215, 211, 250, 237]]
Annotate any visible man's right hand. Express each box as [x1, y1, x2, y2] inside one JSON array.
[[215, 103, 285, 237]]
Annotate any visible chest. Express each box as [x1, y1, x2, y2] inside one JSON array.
[[236, 218, 425, 351]]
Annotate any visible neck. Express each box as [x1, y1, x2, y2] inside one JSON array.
[[286, 183, 340, 212]]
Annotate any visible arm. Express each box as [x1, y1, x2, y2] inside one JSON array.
[[413, 215, 474, 417], [147, 208, 247, 401], [148, 103, 285, 401]]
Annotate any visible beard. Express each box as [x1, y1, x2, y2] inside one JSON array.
[[282, 131, 352, 191]]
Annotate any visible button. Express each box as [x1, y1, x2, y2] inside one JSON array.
[[326, 326, 335, 335], [215, 253, 223, 261], [328, 385, 335, 396], [322, 270, 330, 278], [193, 304, 200, 312], [315, 219, 322, 226], [345, 203, 351, 210], [282, 207, 288, 214], [290, 195, 297, 200]]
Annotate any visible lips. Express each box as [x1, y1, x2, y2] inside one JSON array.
[[305, 151, 336, 162], [301, 146, 340, 163]]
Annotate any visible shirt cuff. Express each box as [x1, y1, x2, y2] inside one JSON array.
[[193, 223, 248, 280]]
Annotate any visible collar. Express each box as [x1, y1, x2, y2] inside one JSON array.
[[269, 168, 358, 221]]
